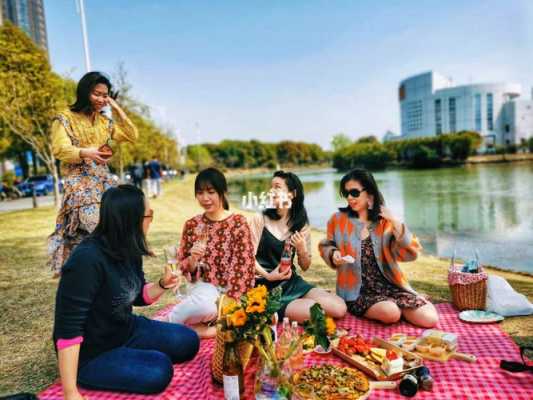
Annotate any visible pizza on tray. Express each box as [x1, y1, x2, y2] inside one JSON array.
[[292, 364, 370, 400]]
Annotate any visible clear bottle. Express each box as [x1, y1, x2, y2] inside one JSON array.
[[223, 342, 244, 400], [289, 321, 304, 371], [276, 317, 292, 359]]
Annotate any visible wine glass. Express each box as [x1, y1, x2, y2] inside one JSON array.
[[164, 244, 178, 272], [164, 244, 188, 300]]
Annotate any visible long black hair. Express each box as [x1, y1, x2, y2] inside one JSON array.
[[91, 185, 150, 262], [264, 170, 309, 233], [338, 168, 384, 222], [70, 71, 112, 114], [194, 167, 229, 210]]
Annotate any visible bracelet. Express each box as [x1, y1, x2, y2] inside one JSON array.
[[158, 278, 168, 290]]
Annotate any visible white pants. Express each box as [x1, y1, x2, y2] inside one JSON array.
[[168, 281, 219, 325], [142, 179, 152, 196], [150, 178, 161, 197]]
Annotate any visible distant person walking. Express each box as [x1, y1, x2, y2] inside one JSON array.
[[48, 71, 138, 276], [130, 162, 144, 189], [148, 158, 162, 198], [142, 160, 152, 197]]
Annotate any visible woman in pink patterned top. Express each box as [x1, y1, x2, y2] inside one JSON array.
[[168, 168, 255, 338]]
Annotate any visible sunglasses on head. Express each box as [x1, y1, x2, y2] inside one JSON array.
[[500, 346, 533, 373], [342, 188, 366, 198]]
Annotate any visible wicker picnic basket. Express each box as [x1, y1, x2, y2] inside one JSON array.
[[211, 294, 254, 383], [448, 257, 488, 311]]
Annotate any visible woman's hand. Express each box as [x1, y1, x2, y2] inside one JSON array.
[[80, 147, 110, 164], [379, 206, 403, 236], [107, 97, 122, 112], [189, 243, 206, 266], [332, 250, 344, 267], [266, 265, 292, 282], [290, 227, 309, 254], [160, 265, 178, 289]]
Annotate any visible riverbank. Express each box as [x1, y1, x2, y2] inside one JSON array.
[[467, 152, 533, 164], [0, 177, 531, 395]]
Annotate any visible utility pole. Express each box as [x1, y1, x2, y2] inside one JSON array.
[[76, 0, 91, 72]]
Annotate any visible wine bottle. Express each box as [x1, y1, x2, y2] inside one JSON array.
[[276, 317, 291, 359], [223, 342, 244, 399], [289, 321, 304, 371]]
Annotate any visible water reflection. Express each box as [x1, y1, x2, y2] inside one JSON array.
[[228, 163, 533, 273]]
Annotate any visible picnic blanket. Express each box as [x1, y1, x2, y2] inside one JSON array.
[[39, 303, 533, 399]]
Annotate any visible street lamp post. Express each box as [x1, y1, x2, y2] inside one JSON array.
[[76, 0, 91, 72]]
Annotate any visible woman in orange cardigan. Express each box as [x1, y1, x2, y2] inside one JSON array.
[[319, 168, 438, 328]]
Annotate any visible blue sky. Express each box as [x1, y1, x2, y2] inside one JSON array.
[[44, 0, 533, 149]]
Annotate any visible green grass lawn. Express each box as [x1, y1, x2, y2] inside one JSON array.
[[0, 177, 532, 396]]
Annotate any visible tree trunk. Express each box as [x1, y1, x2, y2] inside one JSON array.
[[32, 150, 38, 175], [18, 152, 29, 178], [46, 146, 61, 208]]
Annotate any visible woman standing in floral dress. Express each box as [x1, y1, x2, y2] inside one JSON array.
[[48, 72, 138, 275]]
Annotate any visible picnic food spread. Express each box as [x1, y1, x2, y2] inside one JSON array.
[[389, 330, 477, 363], [332, 335, 422, 380], [291, 364, 370, 400]]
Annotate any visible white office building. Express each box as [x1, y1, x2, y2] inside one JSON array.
[[399, 71, 533, 146]]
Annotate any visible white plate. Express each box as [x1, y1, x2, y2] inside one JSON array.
[[459, 310, 504, 323]]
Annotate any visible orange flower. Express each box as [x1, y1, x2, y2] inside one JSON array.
[[247, 285, 267, 303], [246, 296, 266, 314], [326, 317, 336, 336], [222, 304, 237, 315], [229, 308, 247, 327]]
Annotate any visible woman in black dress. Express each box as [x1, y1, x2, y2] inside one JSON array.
[[249, 171, 346, 323]]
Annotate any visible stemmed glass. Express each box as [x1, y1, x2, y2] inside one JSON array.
[[164, 244, 189, 300]]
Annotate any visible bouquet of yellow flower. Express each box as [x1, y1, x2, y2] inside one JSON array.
[[212, 285, 283, 384], [219, 285, 283, 343]]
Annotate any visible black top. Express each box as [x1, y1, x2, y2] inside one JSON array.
[[53, 237, 149, 366], [256, 227, 296, 273]]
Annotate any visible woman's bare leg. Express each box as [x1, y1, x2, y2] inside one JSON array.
[[285, 288, 347, 323], [364, 301, 402, 324], [402, 303, 439, 328]]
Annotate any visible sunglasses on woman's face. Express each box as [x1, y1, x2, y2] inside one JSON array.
[[342, 188, 366, 198], [500, 346, 533, 373]]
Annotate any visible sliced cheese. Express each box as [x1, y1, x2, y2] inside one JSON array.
[[370, 347, 387, 358]]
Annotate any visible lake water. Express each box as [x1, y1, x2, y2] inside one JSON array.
[[228, 163, 533, 274]]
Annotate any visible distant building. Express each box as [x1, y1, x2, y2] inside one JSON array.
[[383, 130, 401, 142], [399, 71, 533, 147], [1, 0, 48, 53]]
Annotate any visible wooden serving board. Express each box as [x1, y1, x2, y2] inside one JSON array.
[[331, 337, 422, 381], [411, 336, 477, 363], [413, 348, 477, 363], [359, 381, 397, 400]]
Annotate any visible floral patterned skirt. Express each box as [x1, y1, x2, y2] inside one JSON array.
[[48, 160, 117, 274], [347, 237, 426, 317]]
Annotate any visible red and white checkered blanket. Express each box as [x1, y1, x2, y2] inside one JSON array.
[[39, 303, 533, 399]]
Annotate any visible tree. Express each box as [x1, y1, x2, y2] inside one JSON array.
[[331, 133, 352, 152], [356, 135, 379, 144], [186, 145, 213, 172], [0, 23, 73, 206]]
